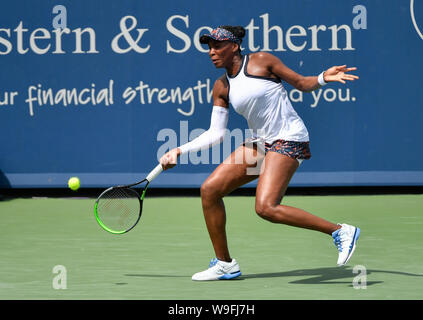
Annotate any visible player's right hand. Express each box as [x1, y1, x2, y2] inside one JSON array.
[[159, 148, 181, 170]]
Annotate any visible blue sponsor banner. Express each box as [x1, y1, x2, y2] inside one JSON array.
[[0, 0, 422, 188]]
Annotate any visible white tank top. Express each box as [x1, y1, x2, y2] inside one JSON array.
[[226, 54, 309, 143]]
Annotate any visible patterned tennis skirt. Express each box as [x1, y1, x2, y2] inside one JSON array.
[[264, 139, 311, 160], [243, 138, 311, 161]]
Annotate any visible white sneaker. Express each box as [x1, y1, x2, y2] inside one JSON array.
[[332, 224, 361, 266], [192, 258, 242, 281]]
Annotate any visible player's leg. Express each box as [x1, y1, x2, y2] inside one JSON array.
[[255, 150, 360, 266], [255, 151, 339, 234], [200, 144, 263, 261], [192, 144, 263, 281]]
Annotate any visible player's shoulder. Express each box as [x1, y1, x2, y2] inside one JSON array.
[[212, 74, 230, 106], [249, 51, 281, 64], [213, 74, 229, 90]]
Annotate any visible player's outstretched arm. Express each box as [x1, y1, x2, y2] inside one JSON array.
[[159, 77, 229, 171], [263, 52, 359, 92], [323, 65, 359, 84]]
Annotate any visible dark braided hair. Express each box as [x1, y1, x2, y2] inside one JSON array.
[[219, 25, 246, 52]]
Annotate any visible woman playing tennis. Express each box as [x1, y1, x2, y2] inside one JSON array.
[[160, 25, 360, 281]]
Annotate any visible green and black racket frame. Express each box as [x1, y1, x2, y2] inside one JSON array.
[[94, 164, 163, 234]]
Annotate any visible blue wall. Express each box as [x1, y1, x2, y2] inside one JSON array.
[[1, 0, 422, 188]]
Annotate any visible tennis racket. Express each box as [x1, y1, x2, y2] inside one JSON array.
[[94, 164, 163, 234]]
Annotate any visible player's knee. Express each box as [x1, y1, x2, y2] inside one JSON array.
[[255, 201, 277, 222], [200, 180, 221, 201]]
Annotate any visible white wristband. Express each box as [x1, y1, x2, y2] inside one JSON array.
[[318, 71, 327, 86]]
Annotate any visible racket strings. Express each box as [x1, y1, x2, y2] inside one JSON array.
[[96, 187, 141, 232]]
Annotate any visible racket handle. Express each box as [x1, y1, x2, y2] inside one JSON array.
[[146, 163, 163, 182]]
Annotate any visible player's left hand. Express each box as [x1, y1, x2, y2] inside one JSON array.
[[324, 65, 359, 84]]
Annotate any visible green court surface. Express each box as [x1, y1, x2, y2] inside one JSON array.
[[1, 193, 422, 300]]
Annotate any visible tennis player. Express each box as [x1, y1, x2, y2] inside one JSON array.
[[159, 26, 360, 281]]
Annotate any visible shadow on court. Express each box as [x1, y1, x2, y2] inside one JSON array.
[[243, 266, 423, 286], [125, 266, 423, 286], [125, 274, 188, 278]]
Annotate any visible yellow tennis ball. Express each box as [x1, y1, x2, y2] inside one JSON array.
[[68, 177, 80, 191]]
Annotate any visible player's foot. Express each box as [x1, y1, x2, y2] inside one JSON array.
[[192, 258, 242, 281], [332, 223, 361, 266]]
